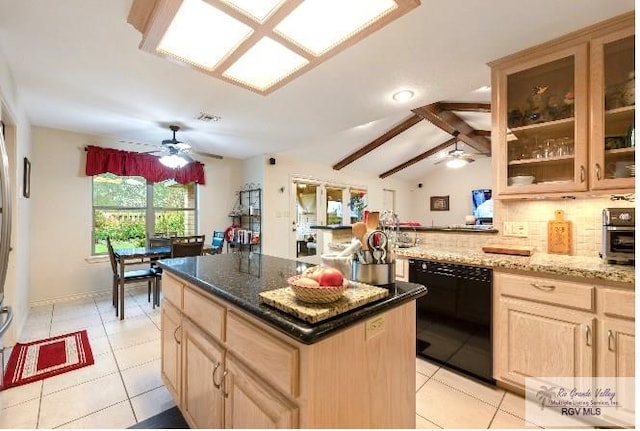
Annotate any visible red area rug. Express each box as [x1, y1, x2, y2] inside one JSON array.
[[2, 330, 94, 390]]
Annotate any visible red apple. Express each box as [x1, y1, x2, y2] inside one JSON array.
[[317, 267, 344, 287]]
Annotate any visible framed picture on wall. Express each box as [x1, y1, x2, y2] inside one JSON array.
[[430, 195, 449, 211]]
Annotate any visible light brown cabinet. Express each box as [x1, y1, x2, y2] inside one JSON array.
[[494, 270, 634, 390], [160, 271, 416, 428], [181, 320, 224, 429], [224, 354, 298, 429], [490, 12, 634, 198], [160, 299, 182, 402]]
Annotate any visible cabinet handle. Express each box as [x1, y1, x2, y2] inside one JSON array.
[[212, 362, 222, 389], [585, 325, 592, 347], [580, 165, 585, 183], [530, 282, 555, 291], [607, 330, 615, 352], [173, 326, 181, 345], [595, 163, 602, 181], [221, 370, 229, 398]]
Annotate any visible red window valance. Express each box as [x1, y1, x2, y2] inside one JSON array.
[[85, 145, 205, 185]]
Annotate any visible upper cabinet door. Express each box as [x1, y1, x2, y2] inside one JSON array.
[[492, 42, 589, 196], [589, 24, 635, 191]]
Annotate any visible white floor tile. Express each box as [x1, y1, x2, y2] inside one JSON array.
[[0, 397, 40, 428], [86, 335, 112, 357], [416, 357, 439, 377], [113, 338, 160, 370], [130, 386, 175, 423], [57, 400, 137, 429], [38, 373, 128, 428], [416, 413, 441, 428], [431, 367, 505, 406], [49, 322, 106, 342], [0, 380, 43, 409], [416, 379, 498, 429], [41, 352, 119, 396], [103, 314, 155, 336], [107, 323, 159, 352], [17, 325, 50, 343], [120, 359, 163, 398], [490, 410, 540, 428], [416, 372, 429, 391]]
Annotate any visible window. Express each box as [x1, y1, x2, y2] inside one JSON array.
[[92, 173, 198, 254]]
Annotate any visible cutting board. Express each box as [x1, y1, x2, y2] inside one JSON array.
[[482, 244, 534, 256], [259, 282, 389, 324], [547, 210, 572, 254]]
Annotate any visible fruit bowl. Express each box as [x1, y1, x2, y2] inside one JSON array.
[[287, 275, 348, 304]]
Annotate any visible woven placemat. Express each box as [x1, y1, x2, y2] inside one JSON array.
[[259, 281, 389, 324]]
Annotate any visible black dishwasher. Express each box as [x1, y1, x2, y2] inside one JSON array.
[[409, 259, 493, 383]]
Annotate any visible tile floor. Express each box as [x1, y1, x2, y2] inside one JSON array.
[[0, 286, 537, 429]]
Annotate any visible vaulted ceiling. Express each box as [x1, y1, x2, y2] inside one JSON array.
[[0, 0, 634, 180]]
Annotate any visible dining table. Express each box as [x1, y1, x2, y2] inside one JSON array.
[[113, 245, 170, 320]]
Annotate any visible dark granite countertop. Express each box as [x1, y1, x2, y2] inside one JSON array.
[[157, 253, 426, 345], [311, 224, 498, 233]]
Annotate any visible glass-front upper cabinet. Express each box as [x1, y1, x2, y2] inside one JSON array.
[[590, 25, 635, 191], [491, 43, 589, 196]]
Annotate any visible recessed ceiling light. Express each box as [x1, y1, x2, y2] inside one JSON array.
[[475, 85, 491, 92], [392, 90, 414, 102]]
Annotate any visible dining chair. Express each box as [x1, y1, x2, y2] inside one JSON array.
[[170, 235, 205, 257], [205, 230, 225, 255], [106, 237, 160, 316]]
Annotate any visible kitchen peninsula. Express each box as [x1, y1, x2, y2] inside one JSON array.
[[157, 253, 426, 429]]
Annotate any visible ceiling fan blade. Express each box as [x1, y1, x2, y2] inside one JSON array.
[[181, 153, 195, 163]]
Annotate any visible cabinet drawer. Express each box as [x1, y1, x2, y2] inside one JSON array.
[[601, 288, 635, 320], [162, 273, 183, 309], [496, 272, 594, 311], [226, 311, 299, 397], [183, 286, 226, 342]]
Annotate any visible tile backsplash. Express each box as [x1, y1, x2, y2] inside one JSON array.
[[414, 196, 634, 257], [493, 196, 634, 257]]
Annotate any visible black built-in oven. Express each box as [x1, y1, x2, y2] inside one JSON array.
[[410, 259, 493, 383]]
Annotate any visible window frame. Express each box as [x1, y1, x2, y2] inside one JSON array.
[[92, 174, 199, 255]]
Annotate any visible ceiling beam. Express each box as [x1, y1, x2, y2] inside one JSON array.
[[475, 130, 491, 137], [412, 103, 492, 154], [438, 102, 491, 113], [332, 114, 423, 170], [379, 137, 457, 179]]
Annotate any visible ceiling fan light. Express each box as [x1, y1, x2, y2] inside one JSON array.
[[446, 158, 468, 169], [159, 154, 189, 169]]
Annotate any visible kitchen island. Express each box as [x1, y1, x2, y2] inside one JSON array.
[[157, 252, 426, 429]]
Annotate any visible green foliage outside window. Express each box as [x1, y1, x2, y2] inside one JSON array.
[[92, 174, 196, 254]]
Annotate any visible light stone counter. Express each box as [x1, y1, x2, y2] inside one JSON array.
[[397, 246, 635, 285]]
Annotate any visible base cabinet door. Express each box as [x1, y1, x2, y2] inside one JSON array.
[[161, 300, 182, 401], [223, 355, 298, 429], [182, 320, 225, 429], [496, 298, 594, 387], [599, 318, 635, 377]]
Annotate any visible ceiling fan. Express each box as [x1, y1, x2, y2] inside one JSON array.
[[150, 125, 224, 167], [435, 133, 488, 168]]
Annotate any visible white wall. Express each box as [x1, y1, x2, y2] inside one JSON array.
[[261, 154, 415, 258], [30, 126, 243, 304], [411, 157, 492, 226], [0, 47, 32, 346]]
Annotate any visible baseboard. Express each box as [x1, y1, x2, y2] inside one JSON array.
[[29, 288, 112, 307]]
